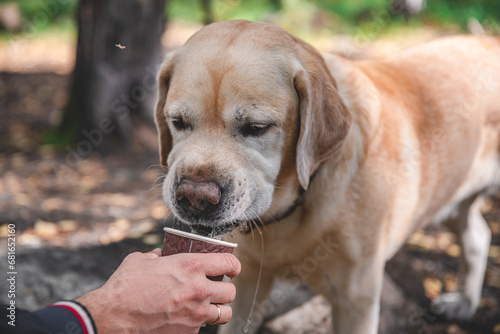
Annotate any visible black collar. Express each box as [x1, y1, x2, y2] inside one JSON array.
[[241, 170, 320, 234], [241, 186, 305, 234]]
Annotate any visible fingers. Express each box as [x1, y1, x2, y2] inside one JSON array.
[[190, 253, 241, 278], [124, 249, 161, 262], [161, 252, 241, 278], [207, 281, 236, 304], [129, 251, 241, 280], [207, 304, 232, 326], [217, 304, 232, 325], [148, 248, 163, 257]]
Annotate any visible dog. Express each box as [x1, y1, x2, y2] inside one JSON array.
[[154, 20, 500, 333]]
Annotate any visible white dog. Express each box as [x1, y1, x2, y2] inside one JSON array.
[[155, 20, 500, 333]]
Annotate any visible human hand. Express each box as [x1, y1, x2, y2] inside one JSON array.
[[77, 249, 241, 334]]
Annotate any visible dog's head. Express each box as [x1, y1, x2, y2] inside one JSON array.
[[155, 20, 350, 235]]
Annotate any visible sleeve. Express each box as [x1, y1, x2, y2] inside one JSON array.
[[0, 301, 97, 334]]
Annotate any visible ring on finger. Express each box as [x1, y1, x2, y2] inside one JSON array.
[[207, 304, 222, 325]]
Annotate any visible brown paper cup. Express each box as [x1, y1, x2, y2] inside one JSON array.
[[162, 227, 238, 281]]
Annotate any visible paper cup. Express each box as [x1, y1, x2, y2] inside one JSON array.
[[162, 227, 238, 281]]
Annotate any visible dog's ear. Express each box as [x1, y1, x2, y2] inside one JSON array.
[[155, 51, 177, 168], [293, 41, 351, 190]]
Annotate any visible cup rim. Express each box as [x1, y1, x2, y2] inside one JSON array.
[[164, 227, 238, 248]]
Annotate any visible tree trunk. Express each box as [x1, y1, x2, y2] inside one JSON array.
[[269, 0, 282, 11], [55, 0, 167, 153], [201, 0, 214, 25], [391, 0, 426, 21]]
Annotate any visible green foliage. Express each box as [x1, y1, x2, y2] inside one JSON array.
[[0, 0, 78, 33], [311, 0, 388, 24], [2, 0, 499, 38], [169, 0, 280, 23], [168, 0, 205, 23], [169, 0, 499, 35], [425, 0, 500, 31]]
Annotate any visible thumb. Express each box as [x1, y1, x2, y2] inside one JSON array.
[[147, 248, 163, 258]]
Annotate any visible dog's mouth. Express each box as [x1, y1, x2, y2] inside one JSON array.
[[190, 221, 242, 237]]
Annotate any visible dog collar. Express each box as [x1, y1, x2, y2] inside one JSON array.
[[241, 184, 307, 234], [241, 169, 320, 234]]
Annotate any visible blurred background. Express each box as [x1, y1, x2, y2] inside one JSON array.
[[0, 0, 499, 333]]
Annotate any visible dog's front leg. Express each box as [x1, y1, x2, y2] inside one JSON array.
[[315, 254, 386, 334], [217, 259, 275, 334]]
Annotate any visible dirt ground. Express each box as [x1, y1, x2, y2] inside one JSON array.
[[0, 35, 499, 333]]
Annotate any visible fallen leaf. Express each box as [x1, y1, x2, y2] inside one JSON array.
[[79, 175, 98, 191], [95, 193, 137, 208], [34, 220, 59, 239], [107, 228, 126, 243], [435, 232, 455, 251], [0, 224, 9, 238], [423, 277, 442, 299], [111, 218, 131, 230], [447, 324, 466, 334], [489, 246, 500, 259], [126, 220, 154, 238], [142, 234, 161, 246], [444, 273, 457, 292], [58, 220, 78, 233], [150, 204, 167, 220], [68, 201, 85, 214], [406, 230, 431, 251], [481, 198, 493, 213], [18, 231, 42, 247], [420, 235, 436, 251], [446, 244, 461, 258], [99, 234, 111, 245], [14, 194, 30, 206], [407, 229, 425, 244], [42, 198, 64, 211], [489, 221, 500, 235]]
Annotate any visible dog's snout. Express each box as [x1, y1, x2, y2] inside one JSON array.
[[175, 179, 222, 215]]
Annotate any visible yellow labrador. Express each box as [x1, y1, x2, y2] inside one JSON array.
[[155, 20, 500, 333]]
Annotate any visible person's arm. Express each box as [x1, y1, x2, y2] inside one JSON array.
[[77, 248, 241, 334], [1, 249, 240, 334], [1, 300, 96, 334]]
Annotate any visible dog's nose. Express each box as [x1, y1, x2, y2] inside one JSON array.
[[175, 179, 221, 215]]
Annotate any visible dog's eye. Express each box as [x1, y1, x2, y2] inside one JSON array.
[[171, 117, 187, 131], [241, 123, 273, 137]]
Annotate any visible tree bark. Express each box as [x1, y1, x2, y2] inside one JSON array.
[[56, 0, 167, 150]]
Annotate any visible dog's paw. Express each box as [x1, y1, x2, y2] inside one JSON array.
[[430, 293, 476, 321]]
